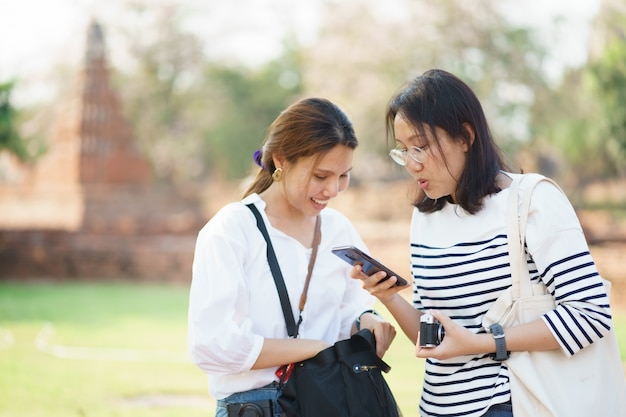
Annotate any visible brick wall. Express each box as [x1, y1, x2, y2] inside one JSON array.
[[0, 184, 207, 282], [0, 230, 197, 282]]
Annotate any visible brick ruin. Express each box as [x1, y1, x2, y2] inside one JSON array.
[[0, 20, 206, 282]]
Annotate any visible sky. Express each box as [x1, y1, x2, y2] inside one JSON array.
[[0, 0, 601, 105]]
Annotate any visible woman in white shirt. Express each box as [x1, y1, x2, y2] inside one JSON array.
[[353, 69, 614, 417], [188, 97, 396, 417]]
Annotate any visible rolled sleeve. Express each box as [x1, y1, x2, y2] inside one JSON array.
[[526, 182, 612, 357], [188, 204, 265, 374]]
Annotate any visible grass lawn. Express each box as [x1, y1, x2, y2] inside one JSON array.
[[0, 281, 624, 417]]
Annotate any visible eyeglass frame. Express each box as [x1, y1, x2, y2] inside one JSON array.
[[389, 144, 430, 166]]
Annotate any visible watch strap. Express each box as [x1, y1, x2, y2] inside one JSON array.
[[489, 323, 509, 361], [355, 309, 380, 331]]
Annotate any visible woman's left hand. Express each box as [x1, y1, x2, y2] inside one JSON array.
[[358, 312, 397, 358], [415, 310, 479, 360]]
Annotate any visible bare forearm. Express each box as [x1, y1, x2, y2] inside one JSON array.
[[252, 338, 329, 369], [382, 293, 422, 344], [418, 311, 562, 360], [505, 319, 561, 352], [476, 320, 560, 355]]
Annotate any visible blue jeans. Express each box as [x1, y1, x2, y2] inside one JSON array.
[[215, 382, 284, 417], [482, 401, 513, 417]]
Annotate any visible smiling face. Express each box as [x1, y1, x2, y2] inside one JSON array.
[[393, 114, 469, 202], [278, 144, 353, 217]]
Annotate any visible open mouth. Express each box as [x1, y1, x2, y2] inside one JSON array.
[[312, 198, 328, 206]]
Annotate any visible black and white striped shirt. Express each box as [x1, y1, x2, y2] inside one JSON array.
[[411, 174, 612, 417]]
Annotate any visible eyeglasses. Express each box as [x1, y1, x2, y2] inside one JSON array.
[[389, 145, 430, 166]]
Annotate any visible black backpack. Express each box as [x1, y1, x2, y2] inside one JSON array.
[[278, 328, 400, 417]]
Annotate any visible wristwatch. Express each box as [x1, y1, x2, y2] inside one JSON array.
[[355, 309, 380, 331], [489, 323, 510, 361]]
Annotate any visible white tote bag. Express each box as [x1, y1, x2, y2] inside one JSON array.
[[483, 174, 626, 417]]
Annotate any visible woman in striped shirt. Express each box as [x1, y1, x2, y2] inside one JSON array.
[[353, 69, 613, 417]]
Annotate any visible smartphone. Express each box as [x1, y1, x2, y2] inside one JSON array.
[[331, 245, 409, 287]]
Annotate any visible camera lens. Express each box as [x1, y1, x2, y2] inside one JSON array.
[[437, 323, 445, 344], [239, 403, 264, 417]]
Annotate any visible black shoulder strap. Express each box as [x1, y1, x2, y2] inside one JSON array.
[[246, 203, 298, 337]]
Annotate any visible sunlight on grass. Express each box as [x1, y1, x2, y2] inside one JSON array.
[[0, 282, 210, 417], [1, 282, 623, 417]]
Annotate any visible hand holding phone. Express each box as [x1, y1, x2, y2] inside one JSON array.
[[331, 245, 409, 287]]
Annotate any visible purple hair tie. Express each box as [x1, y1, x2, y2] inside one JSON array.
[[253, 149, 266, 169]]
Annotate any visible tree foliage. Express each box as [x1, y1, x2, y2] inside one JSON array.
[[201, 49, 303, 179], [527, 2, 626, 186], [113, 2, 209, 183], [115, 2, 302, 182], [109, 0, 554, 182], [10, 0, 624, 185], [303, 0, 547, 172], [0, 81, 30, 160], [587, 6, 626, 176]]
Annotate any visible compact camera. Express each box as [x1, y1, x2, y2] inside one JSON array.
[[419, 313, 445, 347], [226, 400, 273, 417]]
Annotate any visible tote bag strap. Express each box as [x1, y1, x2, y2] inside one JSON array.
[[506, 175, 526, 300], [507, 174, 564, 300]]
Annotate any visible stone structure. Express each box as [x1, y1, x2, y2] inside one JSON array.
[[34, 21, 152, 188], [0, 20, 205, 282]]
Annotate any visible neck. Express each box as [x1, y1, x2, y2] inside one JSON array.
[[259, 187, 318, 248]]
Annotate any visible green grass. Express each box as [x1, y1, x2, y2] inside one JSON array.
[[0, 282, 210, 417], [1, 282, 624, 417]]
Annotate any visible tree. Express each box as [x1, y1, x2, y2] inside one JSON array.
[[115, 1, 303, 181], [526, 67, 599, 188], [0, 81, 30, 160], [113, 2, 209, 183], [302, 0, 548, 176], [587, 4, 626, 176], [527, 0, 626, 187], [201, 47, 304, 179], [109, 0, 561, 182]]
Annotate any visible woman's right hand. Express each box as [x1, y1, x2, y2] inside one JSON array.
[[350, 264, 409, 304]]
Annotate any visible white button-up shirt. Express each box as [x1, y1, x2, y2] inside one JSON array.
[[188, 193, 375, 399]]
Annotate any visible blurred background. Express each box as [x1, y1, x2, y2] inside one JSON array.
[[0, 0, 625, 416], [1, 0, 625, 280], [2, 0, 624, 185]]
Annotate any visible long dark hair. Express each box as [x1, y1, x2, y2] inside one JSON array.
[[385, 69, 508, 214], [244, 97, 358, 197]]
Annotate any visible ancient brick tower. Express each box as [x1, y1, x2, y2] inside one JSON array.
[[79, 20, 151, 184], [34, 20, 151, 186], [0, 20, 205, 281]]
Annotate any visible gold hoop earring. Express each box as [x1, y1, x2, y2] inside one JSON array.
[[272, 167, 283, 182]]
